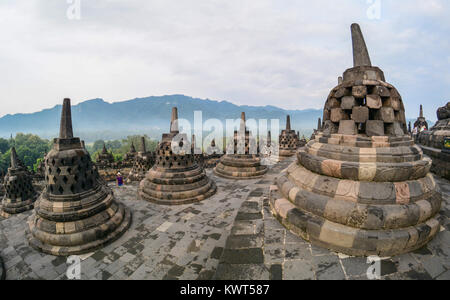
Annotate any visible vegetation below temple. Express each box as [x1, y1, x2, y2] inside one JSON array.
[[0, 134, 158, 174]]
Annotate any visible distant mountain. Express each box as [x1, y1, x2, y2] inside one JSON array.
[[0, 95, 323, 142]]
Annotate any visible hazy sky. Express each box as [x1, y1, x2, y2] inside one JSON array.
[[0, 0, 449, 120]]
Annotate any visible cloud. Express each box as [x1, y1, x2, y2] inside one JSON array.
[[0, 0, 448, 121]]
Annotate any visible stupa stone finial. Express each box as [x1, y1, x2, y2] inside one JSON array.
[[351, 23, 372, 67], [286, 115, 291, 131], [10, 147, 19, 169], [59, 98, 74, 139], [170, 107, 179, 133]]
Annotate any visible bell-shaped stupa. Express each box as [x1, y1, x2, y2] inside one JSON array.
[[128, 137, 155, 181], [270, 24, 442, 257], [27, 98, 131, 256], [279, 115, 300, 157], [214, 112, 268, 179], [139, 107, 216, 205], [416, 102, 450, 179], [1, 147, 38, 217]]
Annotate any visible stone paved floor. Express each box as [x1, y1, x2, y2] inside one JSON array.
[[0, 158, 449, 280]]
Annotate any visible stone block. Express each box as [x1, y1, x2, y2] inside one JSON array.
[[351, 106, 369, 123], [386, 122, 405, 136], [341, 96, 357, 110], [366, 120, 385, 136], [334, 87, 349, 98], [366, 95, 382, 109], [373, 85, 390, 97], [330, 108, 349, 122], [326, 98, 340, 109], [338, 120, 357, 135], [352, 85, 367, 98], [384, 97, 401, 111], [322, 120, 339, 135], [375, 107, 395, 123]]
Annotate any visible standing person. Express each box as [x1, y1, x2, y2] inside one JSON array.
[[116, 171, 123, 187]]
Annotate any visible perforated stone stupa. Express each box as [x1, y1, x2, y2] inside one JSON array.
[[0, 147, 38, 217], [214, 112, 268, 179], [27, 98, 131, 256], [128, 137, 155, 182], [270, 24, 442, 257], [416, 102, 450, 179], [139, 107, 216, 205], [96, 143, 115, 167], [279, 115, 300, 157]]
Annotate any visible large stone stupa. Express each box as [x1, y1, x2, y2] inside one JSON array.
[[279, 115, 300, 157], [214, 112, 268, 179], [28, 98, 131, 256], [139, 107, 216, 205], [270, 24, 442, 257], [0, 147, 38, 217], [416, 102, 450, 179]]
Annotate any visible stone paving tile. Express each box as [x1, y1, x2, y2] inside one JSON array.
[[1, 158, 449, 280]]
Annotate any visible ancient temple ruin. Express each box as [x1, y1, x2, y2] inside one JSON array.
[[0, 147, 38, 217], [214, 112, 268, 179], [270, 24, 442, 256], [27, 98, 131, 256], [203, 139, 223, 169], [139, 107, 216, 205], [416, 102, 450, 179], [279, 115, 300, 157], [128, 137, 155, 182], [96, 143, 115, 167]]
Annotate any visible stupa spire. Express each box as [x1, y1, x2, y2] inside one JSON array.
[[317, 118, 322, 131], [351, 23, 372, 67], [170, 107, 179, 133], [59, 98, 74, 139], [240, 112, 246, 133], [140, 136, 146, 153], [420, 105, 424, 118], [10, 147, 19, 169], [286, 115, 291, 131]]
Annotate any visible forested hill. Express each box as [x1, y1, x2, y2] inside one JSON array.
[[0, 95, 323, 142]]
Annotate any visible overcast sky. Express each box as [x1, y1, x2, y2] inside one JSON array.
[[0, 0, 448, 120]]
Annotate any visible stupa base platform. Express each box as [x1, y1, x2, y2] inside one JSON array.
[[27, 204, 132, 256], [214, 155, 268, 180], [269, 161, 442, 257], [139, 181, 217, 206], [0, 201, 35, 218], [419, 145, 450, 180], [279, 149, 296, 157]]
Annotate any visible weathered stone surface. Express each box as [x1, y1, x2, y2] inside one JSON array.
[[366, 94, 382, 109], [352, 85, 367, 98], [341, 96, 357, 110], [338, 120, 357, 135], [373, 85, 391, 97], [375, 107, 395, 123], [384, 97, 401, 111], [366, 120, 385, 136], [322, 120, 339, 135], [331, 108, 349, 123], [352, 106, 369, 123]]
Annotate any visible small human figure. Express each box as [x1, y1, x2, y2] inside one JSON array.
[[116, 171, 123, 186]]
